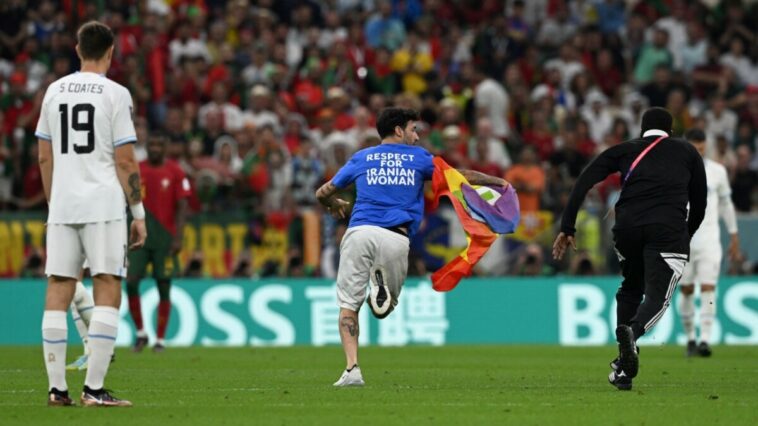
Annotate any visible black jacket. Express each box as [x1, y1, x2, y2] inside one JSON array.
[[560, 133, 707, 237]]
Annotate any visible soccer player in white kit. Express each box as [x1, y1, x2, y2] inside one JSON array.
[[35, 21, 147, 407], [679, 129, 740, 357]]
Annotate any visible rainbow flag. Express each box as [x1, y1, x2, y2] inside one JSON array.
[[429, 157, 520, 291]]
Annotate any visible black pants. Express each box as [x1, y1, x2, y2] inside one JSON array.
[[613, 224, 689, 340]]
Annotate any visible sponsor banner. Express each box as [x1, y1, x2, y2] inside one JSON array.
[[2, 277, 757, 346]]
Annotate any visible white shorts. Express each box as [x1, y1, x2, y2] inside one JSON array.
[[336, 225, 410, 311], [46, 220, 128, 278], [681, 245, 721, 286]]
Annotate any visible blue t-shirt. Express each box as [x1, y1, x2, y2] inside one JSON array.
[[332, 143, 435, 237]]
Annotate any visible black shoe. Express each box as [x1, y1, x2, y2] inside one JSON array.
[[697, 342, 712, 357], [48, 388, 75, 406], [686, 340, 698, 357], [153, 342, 165, 353], [80, 387, 132, 407], [615, 325, 639, 378], [133, 335, 148, 353], [111, 353, 116, 363], [610, 346, 640, 371], [608, 369, 632, 391]]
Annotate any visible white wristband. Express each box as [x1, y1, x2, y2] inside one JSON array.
[[130, 202, 146, 220]]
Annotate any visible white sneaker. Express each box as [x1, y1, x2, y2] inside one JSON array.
[[333, 366, 365, 387], [367, 267, 392, 319]]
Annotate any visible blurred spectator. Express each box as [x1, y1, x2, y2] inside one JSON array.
[[680, 21, 707, 75], [198, 81, 242, 134], [633, 28, 672, 84], [731, 145, 758, 212], [364, 0, 406, 50], [719, 37, 756, 87], [654, 0, 688, 70], [536, 2, 577, 53], [550, 123, 589, 179], [169, 20, 211, 66], [390, 31, 433, 95], [241, 84, 279, 132], [16, 140, 45, 210], [705, 95, 738, 149], [505, 146, 545, 213], [515, 243, 552, 276], [714, 134, 738, 175], [467, 63, 509, 139], [470, 117, 511, 173], [580, 90, 612, 145]]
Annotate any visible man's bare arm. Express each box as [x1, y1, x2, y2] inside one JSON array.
[[316, 180, 350, 219], [115, 144, 142, 205], [459, 169, 509, 187], [115, 143, 147, 249], [38, 139, 53, 204], [316, 180, 339, 206]]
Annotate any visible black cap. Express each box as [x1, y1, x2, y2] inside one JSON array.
[[640, 107, 672, 136]]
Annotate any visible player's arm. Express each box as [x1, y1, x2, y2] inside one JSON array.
[[553, 147, 620, 260], [717, 168, 740, 260], [458, 169, 509, 188], [115, 143, 147, 249], [687, 149, 707, 238], [113, 88, 147, 249], [316, 180, 350, 219], [38, 138, 53, 204]]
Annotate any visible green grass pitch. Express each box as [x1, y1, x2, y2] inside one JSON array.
[[1, 345, 757, 425]]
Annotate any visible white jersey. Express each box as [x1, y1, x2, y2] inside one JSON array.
[[35, 72, 136, 224], [690, 159, 731, 250]]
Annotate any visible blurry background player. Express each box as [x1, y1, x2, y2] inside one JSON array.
[[316, 108, 507, 387], [127, 132, 190, 353], [679, 129, 740, 358], [36, 21, 146, 407]]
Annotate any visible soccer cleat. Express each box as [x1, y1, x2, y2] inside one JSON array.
[[697, 342, 712, 357], [686, 340, 698, 357], [66, 354, 89, 371], [132, 335, 148, 353], [608, 369, 632, 391], [153, 342, 165, 353], [610, 344, 640, 371], [367, 267, 393, 319], [48, 388, 75, 406], [333, 365, 365, 387], [80, 387, 133, 407], [615, 325, 639, 378]]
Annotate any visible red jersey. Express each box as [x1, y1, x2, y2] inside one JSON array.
[[140, 159, 191, 235]]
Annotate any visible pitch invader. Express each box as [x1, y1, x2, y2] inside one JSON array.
[[127, 132, 190, 352], [35, 21, 146, 407], [678, 129, 740, 357], [316, 108, 507, 386]]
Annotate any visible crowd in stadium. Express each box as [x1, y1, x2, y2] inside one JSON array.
[[1, 0, 758, 277]]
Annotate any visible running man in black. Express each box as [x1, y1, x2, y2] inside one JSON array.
[[553, 107, 707, 390]]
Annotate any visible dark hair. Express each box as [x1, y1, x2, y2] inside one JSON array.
[[684, 128, 706, 142], [148, 131, 169, 142], [376, 108, 420, 139], [77, 21, 114, 60], [640, 107, 673, 136]]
